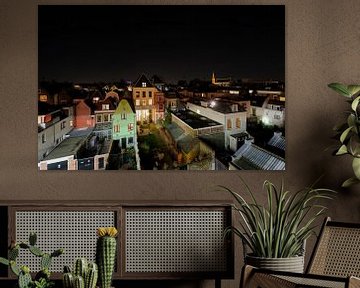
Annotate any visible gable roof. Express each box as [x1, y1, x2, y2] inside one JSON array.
[[133, 74, 154, 88], [232, 142, 285, 170], [114, 98, 135, 114]]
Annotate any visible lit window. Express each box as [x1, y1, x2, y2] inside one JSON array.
[[121, 113, 127, 120], [148, 99, 153, 105], [142, 100, 147, 106], [236, 118, 241, 128], [102, 104, 109, 110], [128, 123, 134, 131], [227, 119, 232, 130], [142, 82, 147, 87], [136, 99, 140, 106], [114, 125, 120, 133]]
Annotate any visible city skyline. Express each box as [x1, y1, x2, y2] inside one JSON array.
[[38, 5, 285, 83]]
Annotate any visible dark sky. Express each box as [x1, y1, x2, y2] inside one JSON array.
[[38, 5, 285, 83]]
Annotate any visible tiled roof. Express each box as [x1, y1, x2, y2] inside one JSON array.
[[232, 142, 285, 170], [267, 132, 285, 151], [133, 74, 154, 88]]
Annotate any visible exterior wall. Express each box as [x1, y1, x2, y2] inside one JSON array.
[[261, 108, 285, 127], [75, 101, 95, 128], [95, 110, 114, 124], [38, 115, 74, 161], [155, 91, 165, 122], [112, 99, 136, 148], [186, 102, 247, 148], [165, 98, 179, 111], [133, 86, 158, 123]]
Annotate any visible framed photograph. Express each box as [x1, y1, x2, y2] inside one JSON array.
[[38, 5, 285, 171]]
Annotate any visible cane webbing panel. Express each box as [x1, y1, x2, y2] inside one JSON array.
[[15, 211, 115, 272], [309, 226, 360, 277], [125, 210, 227, 273], [277, 275, 345, 288]]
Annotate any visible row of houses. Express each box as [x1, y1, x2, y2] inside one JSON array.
[[38, 73, 285, 170]]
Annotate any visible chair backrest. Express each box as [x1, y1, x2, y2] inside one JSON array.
[[307, 217, 360, 277]]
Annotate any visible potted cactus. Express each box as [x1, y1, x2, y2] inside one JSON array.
[[62, 258, 98, 288], [0, 232, 63, 288], [96, 227, 118, 288]]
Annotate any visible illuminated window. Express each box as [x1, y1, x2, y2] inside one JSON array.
[[236, 118, 241, 128], [128, 123, 134, 131], [148, 99, 153, 105], [114, 125, 120, 133], [102, 104, 109, 110], [121, 113, 126, 120], [142, 82, 146, 87], [136, 99, 140, 106], [142, 99, 147, 105], [227, 119, 232, 130]]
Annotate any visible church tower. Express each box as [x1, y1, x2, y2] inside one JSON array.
[[211, 72, 216, 85]]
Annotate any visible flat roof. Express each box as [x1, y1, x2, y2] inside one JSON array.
[[43, 128, 92, 160], [173, 110, 222, 130]]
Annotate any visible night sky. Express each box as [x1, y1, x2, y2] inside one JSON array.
[[38, 5, 284, 84]]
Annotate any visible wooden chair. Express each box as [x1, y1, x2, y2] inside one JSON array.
[[241, 217, 360, 288]]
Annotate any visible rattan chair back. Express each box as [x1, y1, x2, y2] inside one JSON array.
[[307, 217, 360, 278]]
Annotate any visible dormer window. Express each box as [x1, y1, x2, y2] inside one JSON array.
[[142, 82, 147, 87], [102, 104, 110, 110]]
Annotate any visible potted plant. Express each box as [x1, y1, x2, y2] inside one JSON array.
[[0, 232, 63, 288], [221, 179, 335, 273], [328, 83, 360, 187]]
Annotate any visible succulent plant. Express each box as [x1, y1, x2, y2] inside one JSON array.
[[62, 259, 98, 288], [96, 227, 118, 288], [0, 232, 63, 288]]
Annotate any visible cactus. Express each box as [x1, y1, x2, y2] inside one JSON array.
[[96, 227, 118, 288], [63, 259, 98, 288], [74, 258, 87, 279], [0, 232, 63, 288], [85, 262, 98, 288], [41, 253, 52, 270], [18, 269, 32, 288], [73, 275, 85, 288]]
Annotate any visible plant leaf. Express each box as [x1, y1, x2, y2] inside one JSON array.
[[340, 126, 353, 143], [351, 96, 360, 111], [352, 157, 360, 179], [328, 83, 351, 97], [336, 145, 348, 155], [342, 177, 360, 188], [347, 85, 360, 97]]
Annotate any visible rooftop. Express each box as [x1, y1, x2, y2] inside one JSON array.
[[173, 110, 222, 130], [43, 128, 93, 161], [232, 142, 285, 170]]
